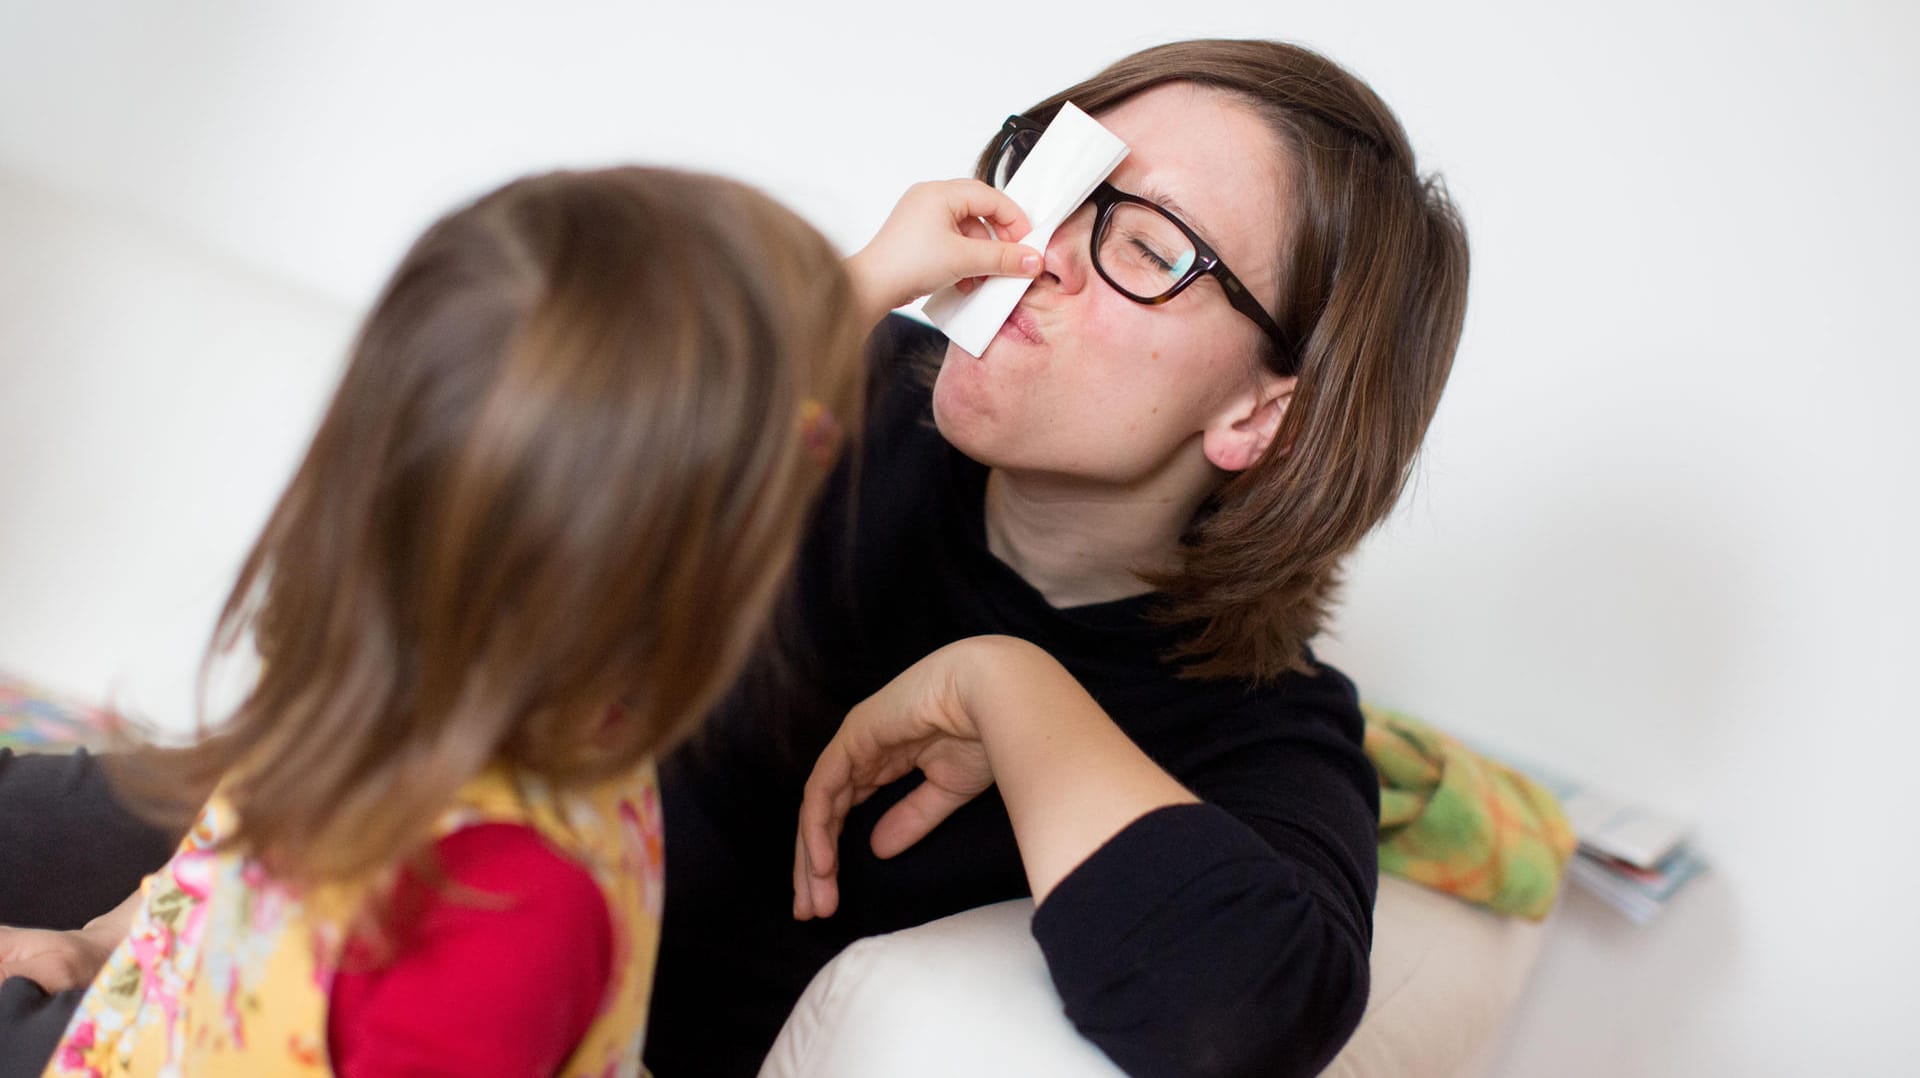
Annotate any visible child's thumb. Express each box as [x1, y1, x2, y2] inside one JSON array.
[[960, 239, 1042, 281]]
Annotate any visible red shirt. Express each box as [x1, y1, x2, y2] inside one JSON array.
[[326, 823, 613, 1077]]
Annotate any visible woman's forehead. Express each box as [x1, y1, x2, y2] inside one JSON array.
[[1095, 84, 1288, 275]]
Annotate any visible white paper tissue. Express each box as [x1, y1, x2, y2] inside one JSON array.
[[922, 103, 1128, 357]]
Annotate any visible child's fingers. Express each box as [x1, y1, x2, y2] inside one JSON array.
[[950, 237, 1042, 283], [955, 217, 996, 294], [939, 179, 1032, 242]]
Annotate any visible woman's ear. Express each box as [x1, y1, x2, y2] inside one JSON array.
[[1201, 374, 1294, 472]]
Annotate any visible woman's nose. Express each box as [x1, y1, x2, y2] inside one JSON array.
[[1038, 203, 1095, 295]]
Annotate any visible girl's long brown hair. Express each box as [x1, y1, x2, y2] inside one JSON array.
[[118, 167, 866, 889], [984, 40, 1471, 682]]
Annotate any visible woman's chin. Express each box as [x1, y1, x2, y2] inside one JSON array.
[[931, 360, 999, 461]]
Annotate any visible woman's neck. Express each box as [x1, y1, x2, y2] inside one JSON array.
[[982, 464, 1216, 609]]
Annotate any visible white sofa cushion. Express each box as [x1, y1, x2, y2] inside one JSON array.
[[760, 876, 1547, 1078]]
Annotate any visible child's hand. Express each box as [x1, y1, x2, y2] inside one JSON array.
[[846, 180, 1042, 324], [0, 924, 113, 993], [792, 639, 1005, 920]]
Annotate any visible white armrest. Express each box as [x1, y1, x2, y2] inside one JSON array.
[[760, 876, 1549, 1078]]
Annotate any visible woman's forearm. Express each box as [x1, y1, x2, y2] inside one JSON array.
[[957, 636, 1198, 903]]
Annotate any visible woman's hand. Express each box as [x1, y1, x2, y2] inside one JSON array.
[[846, 180, 1041, 325], [792, 640, 998, 920], [793, 636, 1200, 920]]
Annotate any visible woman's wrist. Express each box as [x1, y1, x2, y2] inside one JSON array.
[[945, 634, 1199, 902], [950, 635, 1055, 738]]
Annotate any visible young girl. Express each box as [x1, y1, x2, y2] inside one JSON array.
[[42, 166, 1036, 1076]]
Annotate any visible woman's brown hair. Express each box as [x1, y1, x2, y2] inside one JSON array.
[[119, 166, 866, 889], [983, 39, 1471, 682]]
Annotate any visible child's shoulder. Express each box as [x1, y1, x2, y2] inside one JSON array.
[[448, 760, 664, 895]]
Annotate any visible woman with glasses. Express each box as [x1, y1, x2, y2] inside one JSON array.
[[645, 38, 1469, 1078], [0, 38, 1465, 1078]]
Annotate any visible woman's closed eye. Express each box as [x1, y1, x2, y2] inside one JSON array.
[[1121, 232, 1180, 276]]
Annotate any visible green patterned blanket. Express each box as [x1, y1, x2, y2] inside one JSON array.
[[1367, 703, 1575, 920]]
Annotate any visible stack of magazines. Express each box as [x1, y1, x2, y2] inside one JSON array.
[[1527, 764, 1708, 924]]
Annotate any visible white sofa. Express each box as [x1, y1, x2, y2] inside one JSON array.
[[761, 875, 1547, 1078]]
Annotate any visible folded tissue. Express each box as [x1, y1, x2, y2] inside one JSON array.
[[922, 102, 1129, 357]]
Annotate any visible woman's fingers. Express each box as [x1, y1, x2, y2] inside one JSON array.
[[869, 779, 975, 860], [792, 829, 813, 920], [794, 810, 841, 921], [794, 770, 839, 920], [793, 826, 839, 921], [793, 650, 997, 915], [795, 739, 874, 920], [799, 753, 842, 876]]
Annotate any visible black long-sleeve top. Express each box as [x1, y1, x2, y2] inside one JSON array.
[[643, 317, 1378, 1078]]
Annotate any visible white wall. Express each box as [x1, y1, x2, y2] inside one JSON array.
[[0, 171, 354, 731], [1, 1, 1914, 1074]]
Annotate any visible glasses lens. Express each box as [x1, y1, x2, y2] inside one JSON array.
[[1096, 202, 1198, 300], [991, 128, 1040, 189]]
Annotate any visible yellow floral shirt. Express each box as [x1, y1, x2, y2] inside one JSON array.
[[47, 761, 665, 1078]]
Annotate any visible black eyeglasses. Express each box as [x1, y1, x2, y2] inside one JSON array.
[[989, 115, 1299, 375]]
